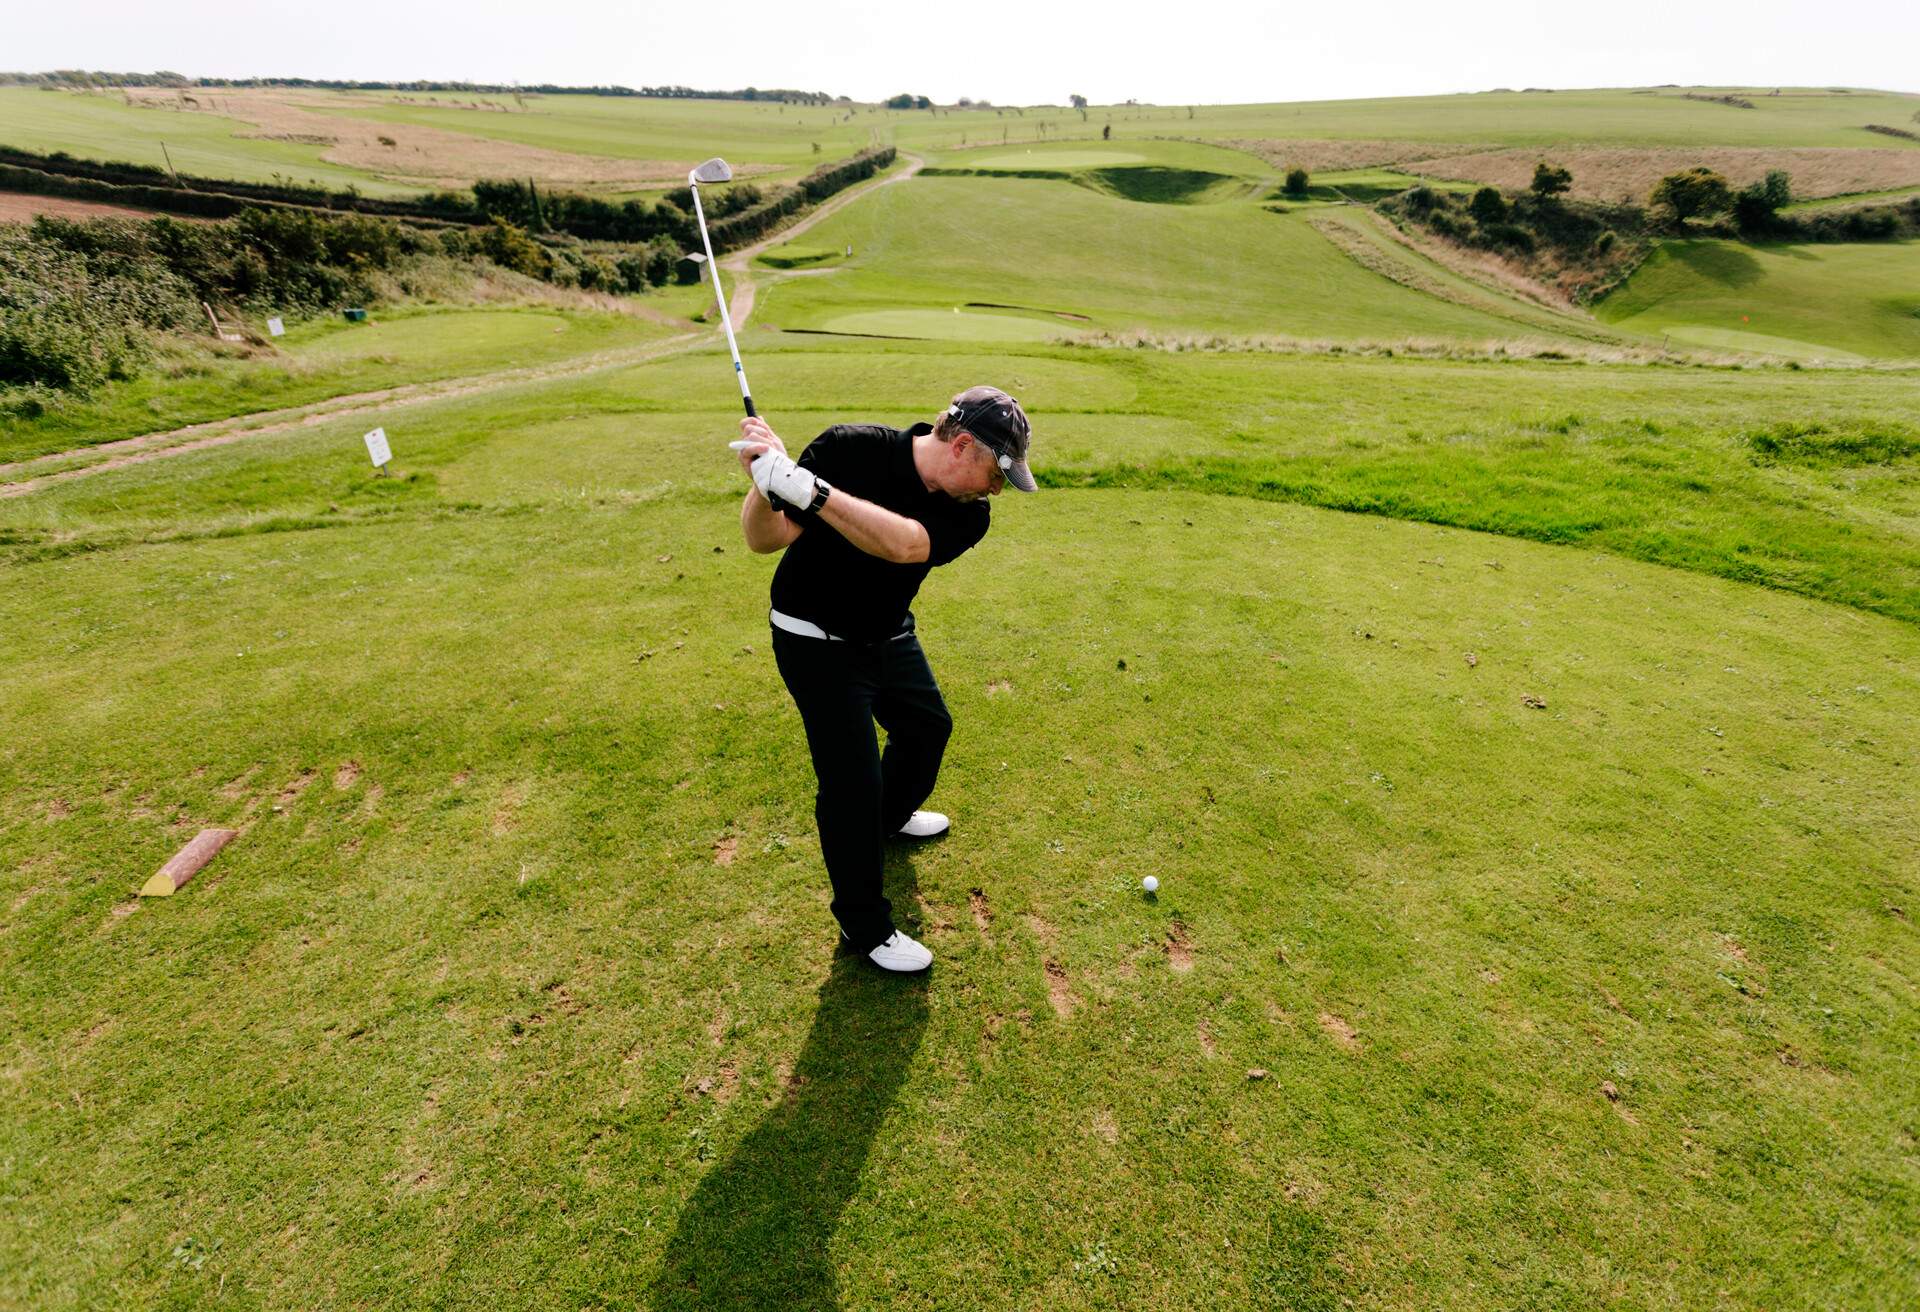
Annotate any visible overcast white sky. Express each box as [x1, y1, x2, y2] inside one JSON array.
[[9, 0, 1917, 105]]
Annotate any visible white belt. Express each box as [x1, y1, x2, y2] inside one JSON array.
[[769, 609, 913, 643]]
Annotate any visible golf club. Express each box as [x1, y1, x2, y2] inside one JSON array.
[[687, 156, 755, 417]]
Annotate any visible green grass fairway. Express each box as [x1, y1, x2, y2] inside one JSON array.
[[814, 308, 1074, 341], [4, 334, 1918, 1309], [1597, 239, 1920, 360], [966, 149, 1149, 169], [756, 175, 1574, 342]]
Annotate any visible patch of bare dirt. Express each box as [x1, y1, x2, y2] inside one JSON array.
[[1411, 145, 1920, 203], [969, 887, 993, 937], [1198, 1019, 1218, 1057], [713, 836, 738, 867], [1091, 1110, 1119, 1144], [1164, 921, 1195, 973], [986, 680, 1013, 696], [1044, 958, 1076, 1018], [273, 769, 317, 813], [332, 761, 362, 790], [1600, 1080, 1638, 1124], [914, 894, 954, 935], [45, 798, 72, 820], [1317, 1012, 1360, 1050], [492, 781, 526, 836], [543, 980, 585, 1017], [362, 782, 385, 815], [220, 766, 259, 800]]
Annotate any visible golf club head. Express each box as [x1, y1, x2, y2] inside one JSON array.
[[689, 157, 733, 187]]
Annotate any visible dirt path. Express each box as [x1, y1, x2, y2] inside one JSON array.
[[0, 333, 702, 499], [720, 152, 924, 329]]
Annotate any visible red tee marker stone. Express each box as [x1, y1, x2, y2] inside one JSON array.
[[140, 828, 238, 897]]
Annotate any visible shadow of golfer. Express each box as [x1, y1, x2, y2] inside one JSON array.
[[648, 851, 930, 1311]]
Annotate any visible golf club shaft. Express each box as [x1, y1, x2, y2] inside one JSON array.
[[689, 182, 755, 417]]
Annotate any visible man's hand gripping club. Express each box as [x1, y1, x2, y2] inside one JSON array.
[[731, 418, 817, 512]]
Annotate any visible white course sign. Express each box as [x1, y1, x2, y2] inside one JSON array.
[[267, 316, 285, 337], [363, 427, 392, 469]]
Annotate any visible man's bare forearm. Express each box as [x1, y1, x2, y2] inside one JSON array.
[[819, 489, 929, 563], [741, 490, 800, 553]]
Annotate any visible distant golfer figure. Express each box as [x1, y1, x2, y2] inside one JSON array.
[[731, 387, 1037, 972]]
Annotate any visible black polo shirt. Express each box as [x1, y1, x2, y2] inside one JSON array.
[[769, 422, 991, 642]]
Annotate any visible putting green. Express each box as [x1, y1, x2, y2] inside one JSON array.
[[965, 149, 1148, 169], [813, 308, 1076, 342]]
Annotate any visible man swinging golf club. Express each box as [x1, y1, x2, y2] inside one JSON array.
[[730, 388, 1036, 972]]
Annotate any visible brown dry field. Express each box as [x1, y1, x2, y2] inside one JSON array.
[[1405, 145, 1920, 202], [1220, 138, 1498, 172], [0, 192, 184, 223], [122, 88, 775, 191]]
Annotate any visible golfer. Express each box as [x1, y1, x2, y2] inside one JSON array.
[[731, 386, 1036, 972]]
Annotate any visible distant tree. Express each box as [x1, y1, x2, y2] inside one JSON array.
[[1650, 167, 1733, 226], [884, 93, 916, 109], [1732, 169, 1792, 233], [957, 96, 973, 107], [1070, 93, 1088, 109], [1759, 168, 1792, 209], [1470, 186, 1507, 225], [1283, 168, 1310, 197], [1530, 162, 1573, 197]]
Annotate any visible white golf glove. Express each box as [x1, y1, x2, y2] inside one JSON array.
[[751, 450, 819, 512]]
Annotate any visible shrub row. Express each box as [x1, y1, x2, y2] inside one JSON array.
[[0, 162, 252, 219], [1392, 185, 1647, 257], [5, 143, 897, 255], [0, 146, 477, 221]]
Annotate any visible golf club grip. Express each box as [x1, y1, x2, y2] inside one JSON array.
[[743, 394, 757, 418]]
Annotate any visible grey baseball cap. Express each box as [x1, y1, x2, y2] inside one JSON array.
[[946, 385, 1037, 493]]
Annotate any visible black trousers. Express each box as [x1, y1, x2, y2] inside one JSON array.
[[771, 623, 953, 952]]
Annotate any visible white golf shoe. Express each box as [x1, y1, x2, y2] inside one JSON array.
[[896, 810, 950, 839], [867, 930, 934, 973]]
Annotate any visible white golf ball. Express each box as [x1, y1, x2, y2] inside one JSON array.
[[1142, 875, 1160, 893]]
